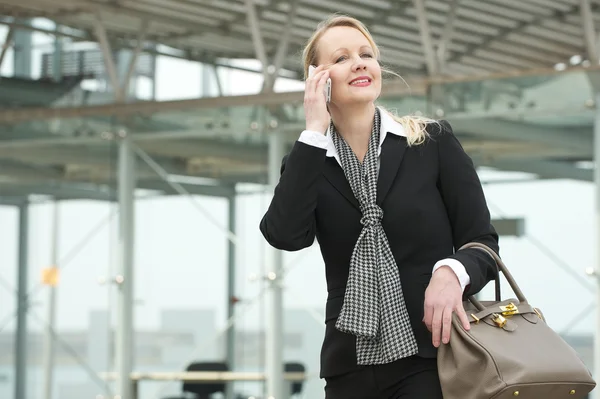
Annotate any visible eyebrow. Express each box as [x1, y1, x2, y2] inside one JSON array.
[[332, 45, 373, 54]]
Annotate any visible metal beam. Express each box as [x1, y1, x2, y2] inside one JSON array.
[[121, 19, 149, 101], [245, 0, 270, 84], [0, 179, 235, 201], [593, 90, 600, 399], [15, 200, 29, 399], [265, 130, 285, 399], [210, 65, 223, 96], [92, 16, 121, 100], [447, 3, 580, 65], [579, 0, 600, 92], [580, 0, 599, 64], [412, 0, 439, 75], [437, 0, 460, 73], [52, 25, 63, 82], [0, 26, 14, 71], [0, 159, 64, 180], [0, 182, 117, 201], [12, 19, 31, 78], [225, 191, 236, 399], [484, 159, 593, 181], [0, 146, 191, 175], [42, 202, 59, 399], [0, 18, 300, 80], [3, 62, 600, 124], [115, 132, 135, 399], [263, 0, 298, 92], [138, 180, 235, 198], [0, 196, 26, 206], [0, 77, 424, 124], [451, 118, 592, 156]]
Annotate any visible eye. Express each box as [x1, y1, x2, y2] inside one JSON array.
[[335, 55, 348, 63], [361, 53, 374, 58]]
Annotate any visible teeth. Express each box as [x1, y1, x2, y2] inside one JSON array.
[[351, 79, 369, 85]]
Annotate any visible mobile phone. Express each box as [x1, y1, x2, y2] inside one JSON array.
[[309, 65, 331, 103]]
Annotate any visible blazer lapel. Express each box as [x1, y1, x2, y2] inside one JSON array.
[[322, 157, 361, 211], [377, 134, 407, 206]]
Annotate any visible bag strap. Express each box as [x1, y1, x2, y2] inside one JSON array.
[[458, 242, 528, 310]]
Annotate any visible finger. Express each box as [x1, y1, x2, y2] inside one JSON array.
[[441, 306, 453, 345], [307, 67, 326, 82], [314, 70, 330, 91], [306, 70, 328, 95], [312, 64, 326, 74], [305, 71, 320, 91], [431, 306, 443, 348], [456, 303, 471, 331], [423, 296, 433, 332]]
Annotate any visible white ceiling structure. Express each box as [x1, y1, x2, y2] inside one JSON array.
[[1, 0, 597, 77]]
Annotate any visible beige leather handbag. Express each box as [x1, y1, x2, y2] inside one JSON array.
[[437, 242, 596, 399]]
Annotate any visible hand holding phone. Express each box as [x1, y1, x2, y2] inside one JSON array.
[[309, 65, 331, 103], [305, 65, 331, 133]]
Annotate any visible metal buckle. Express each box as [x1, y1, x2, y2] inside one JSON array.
[[499, 302, 519, 317], [492, 313, 507, 328]]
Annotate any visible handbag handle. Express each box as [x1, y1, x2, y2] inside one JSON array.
[[458, 242, 528, 311]]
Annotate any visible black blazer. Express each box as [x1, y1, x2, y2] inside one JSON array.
[[259, 121, 499, 378]]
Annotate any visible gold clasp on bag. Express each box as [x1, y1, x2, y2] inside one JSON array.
[[533, 307, 544, 321], [492, 313, 507, 328], [499, 302, 519, 317]]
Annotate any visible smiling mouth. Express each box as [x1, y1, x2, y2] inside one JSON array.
[[350, 78, 372, 86]]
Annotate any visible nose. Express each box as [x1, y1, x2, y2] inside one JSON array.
[[351, 56, 367, 72]]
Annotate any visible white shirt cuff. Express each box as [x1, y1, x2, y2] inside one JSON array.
[[299, 130, 328, 149], [433, 258, 471, 293]]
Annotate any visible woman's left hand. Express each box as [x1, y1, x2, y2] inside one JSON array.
[[423, 266, 470, 347]]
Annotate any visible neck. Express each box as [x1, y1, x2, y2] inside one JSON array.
[[329, 102, 376, 146]]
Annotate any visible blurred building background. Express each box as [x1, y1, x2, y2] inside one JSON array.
[[1, 1, 600, 399]]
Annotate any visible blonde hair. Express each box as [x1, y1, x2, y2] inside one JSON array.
[[302, 15, 438, 146]]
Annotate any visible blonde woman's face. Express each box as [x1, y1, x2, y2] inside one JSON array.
[[316, 26, 382, 106]]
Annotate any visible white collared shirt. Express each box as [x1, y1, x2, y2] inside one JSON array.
[[297, 107, 471, 292]]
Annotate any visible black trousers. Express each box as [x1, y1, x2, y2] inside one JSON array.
[[324, 356, 443, 399]]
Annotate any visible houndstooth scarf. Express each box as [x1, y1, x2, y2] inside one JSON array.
[[330, 108, 418, 365]]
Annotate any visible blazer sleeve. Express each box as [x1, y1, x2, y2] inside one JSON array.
[[435, 120, 500, 297], [259, 141, 327, 251]]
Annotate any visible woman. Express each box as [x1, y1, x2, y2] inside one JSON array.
[[259, 15, 499, 399]]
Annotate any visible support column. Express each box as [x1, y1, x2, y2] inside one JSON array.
[[266, 132, 285, 399], [12, 21, 32, 78], [15, 200, 29, 399], [94, 17, 141, 398], [116, 131, 136, 399], [225, 192, 237, 399], [42, 203, 60, 399], [594, 91, 600, 399], [52, 25, 63, 82], [118, 50, 134, 99], [580, 3, 600, 395], [150, 44, 157, 100], [201, 63, 212, 97]]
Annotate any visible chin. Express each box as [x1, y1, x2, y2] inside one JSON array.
[[345, 94, 378, 104], [342, 87, 380, 103]]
